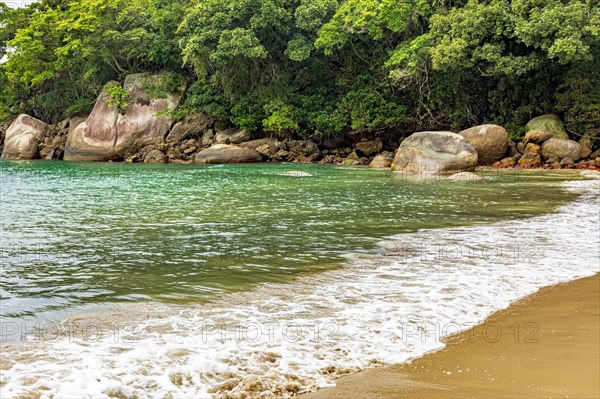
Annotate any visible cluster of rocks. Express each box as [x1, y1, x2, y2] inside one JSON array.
[[388, 116, 598, 176], [380, 116, 597, 175], [0, 114, 69, 161], [155, 126, 390, 166], [1, 73, 597, 174], [491, 115, 599, 170]]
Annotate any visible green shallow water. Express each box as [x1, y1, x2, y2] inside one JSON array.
[[0, 161, 581, 322]]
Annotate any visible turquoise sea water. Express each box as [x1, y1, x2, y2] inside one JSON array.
[[2, 161, 599, 399], [0, 160, 579, 324]]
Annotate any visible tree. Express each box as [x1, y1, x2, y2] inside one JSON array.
[[1, 0, 598, 140], [428, 0, 600, 75], [424, 0, 600, 134], [178, 0, 341, 137], [0, 0, 189, 122]]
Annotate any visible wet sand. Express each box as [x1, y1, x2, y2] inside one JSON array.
[[302, 274, 600, 399]]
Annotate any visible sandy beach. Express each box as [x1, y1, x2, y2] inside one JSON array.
[[302, 273, 600, 399]]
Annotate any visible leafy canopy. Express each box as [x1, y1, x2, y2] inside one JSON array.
[[0, 0, 598, 140]]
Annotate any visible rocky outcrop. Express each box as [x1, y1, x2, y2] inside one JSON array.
[[286, 140, 321, 163], [198, 131, 214, 147], [355, 138, 383, 156], [518, 143, 542, 167], [321, 132, 347, 149], [239, 138, 286, 159], [392, 132, 478, 175], [144, 149, 167, 164], [506, 140, 519, 158], [166, 114, 213, 144], [493, 157, 516, 168], [39, 134, 67, 160], [215, 129, 251, 145], [0, 123, 7, 149], [68, 116, 86, 134], [541, 138, 581, 163], [1, 114, 50, 160], [319, 154, 344, 164], [459, 124, 509, 165], [342, 151, 361, 166], [368, 152, 394, 168], [525, 115, 569, 139], [238, 137, 321, 163], [194, 144, 262, 164], [64, 88, 118, 161], [524, 129, 553, 145], [579, 136, 594, 159], [64, 73, 184, 161]]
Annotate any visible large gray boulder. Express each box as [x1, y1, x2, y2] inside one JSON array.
[[68, 116, 87, 134], [525, 114, 569, 139], [65, 89, 118, 161], [65, 73, 183, 161], [1, 114, 50, 160], [541, 138, 581, 163], [459, 124, 509, 165], [194, 144, 262, 164], [392, 132, 478, 175]]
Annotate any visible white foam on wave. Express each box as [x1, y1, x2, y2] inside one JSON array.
[[1, 178, 599, 399]]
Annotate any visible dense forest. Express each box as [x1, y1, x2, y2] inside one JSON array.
[[1, 0, 598, 141]]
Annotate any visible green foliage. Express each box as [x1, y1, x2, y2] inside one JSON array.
[[421, 0, 600, 133], [316, 0, 431, 53], [230, 95, 263, 131], [339, 88, 408, 130], [285, 36, 312, 61], [0, 0, 188, 122], [262, 101, 299, 135], [428, 0, 600, 75], [556, 59, 600, 139], [0, 0, 598, 142], [104, 82, 130, 114], [178, 0, 343, 135], [142, 72, 187, 100]]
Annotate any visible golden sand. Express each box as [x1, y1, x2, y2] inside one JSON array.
[[302, 274, 600, 399]]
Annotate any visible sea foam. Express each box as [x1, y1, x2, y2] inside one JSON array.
[[1, 177, 598, 399]]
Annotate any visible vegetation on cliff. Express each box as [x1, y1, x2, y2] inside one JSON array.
[[1, 0, 598, 140]]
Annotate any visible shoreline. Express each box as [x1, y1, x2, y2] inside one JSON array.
[[2, 157, 599, 181], [301, 273, 600, 399], [1, 156, 599, 170], [1, 169, 598, 398]]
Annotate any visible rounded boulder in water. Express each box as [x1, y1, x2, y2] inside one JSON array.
[[460, 124, 509, 165]]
